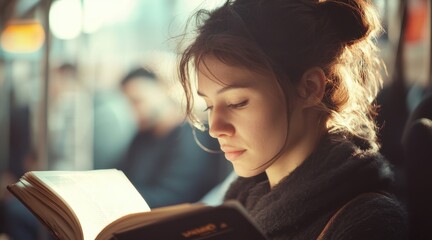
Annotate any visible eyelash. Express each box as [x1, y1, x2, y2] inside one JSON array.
[[229, 100, 248, 109], [204, 100, 249, 112], [204, 106, 213, 112]]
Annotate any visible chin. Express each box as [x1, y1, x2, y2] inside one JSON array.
[[233, 165, 266, 178]]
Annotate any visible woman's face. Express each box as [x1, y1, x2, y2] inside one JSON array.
[[197, 56, 289, 177]]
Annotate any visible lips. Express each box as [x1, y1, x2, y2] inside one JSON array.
[[220, 145, 246, 161]]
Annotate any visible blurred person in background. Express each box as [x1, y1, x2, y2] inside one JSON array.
[[117, 67, 231, 208], [47, 63, 92, 171]]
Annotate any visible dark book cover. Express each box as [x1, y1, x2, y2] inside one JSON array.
[[112, 200, 268, 240]]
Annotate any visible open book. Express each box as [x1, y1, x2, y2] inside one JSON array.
[[7, 169, 267, 240]]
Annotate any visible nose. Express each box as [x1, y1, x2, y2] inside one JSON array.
[[208, 107, 235, 138]]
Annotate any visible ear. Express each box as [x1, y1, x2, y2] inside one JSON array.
[[297, 67, 326, 108]]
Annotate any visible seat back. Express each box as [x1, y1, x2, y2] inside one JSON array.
[[401, 94, 432, 240]]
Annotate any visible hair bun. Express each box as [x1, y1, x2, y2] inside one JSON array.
[[319, 0, 371, 45]]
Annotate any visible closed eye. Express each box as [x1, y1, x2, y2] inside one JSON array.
[[229, 100, 248, 109]]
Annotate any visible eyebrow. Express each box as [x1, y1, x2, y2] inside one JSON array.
[[197, 84, 252, 97]]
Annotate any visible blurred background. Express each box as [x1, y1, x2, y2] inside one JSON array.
[[0, 0, 430, 239], [0, 0, 225, 176]]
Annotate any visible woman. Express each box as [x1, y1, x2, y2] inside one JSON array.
[[179, 0, 407, 239]]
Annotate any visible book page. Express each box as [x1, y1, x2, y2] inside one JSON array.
[[30, 169, 150, 240], [9, 180, 76, 239]]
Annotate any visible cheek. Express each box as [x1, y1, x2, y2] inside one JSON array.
[[245, 105, 287, 154], [265, 114, 287, 152]]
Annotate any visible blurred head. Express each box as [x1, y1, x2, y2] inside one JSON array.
[[121, 67, 171, 131], [53, 63, 77, 83], [50, 63, 78, 99], [179, 0, 384, 176]]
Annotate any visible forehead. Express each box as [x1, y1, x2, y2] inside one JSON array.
[[197, 56, 270, 90]]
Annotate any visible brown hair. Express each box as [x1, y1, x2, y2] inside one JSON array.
[[179, 0, 384, 145]]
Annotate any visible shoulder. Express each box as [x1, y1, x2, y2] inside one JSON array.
[[324, 193, 408, 240]]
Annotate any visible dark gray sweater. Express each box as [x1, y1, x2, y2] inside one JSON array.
[[224, 133, 408, 240]]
